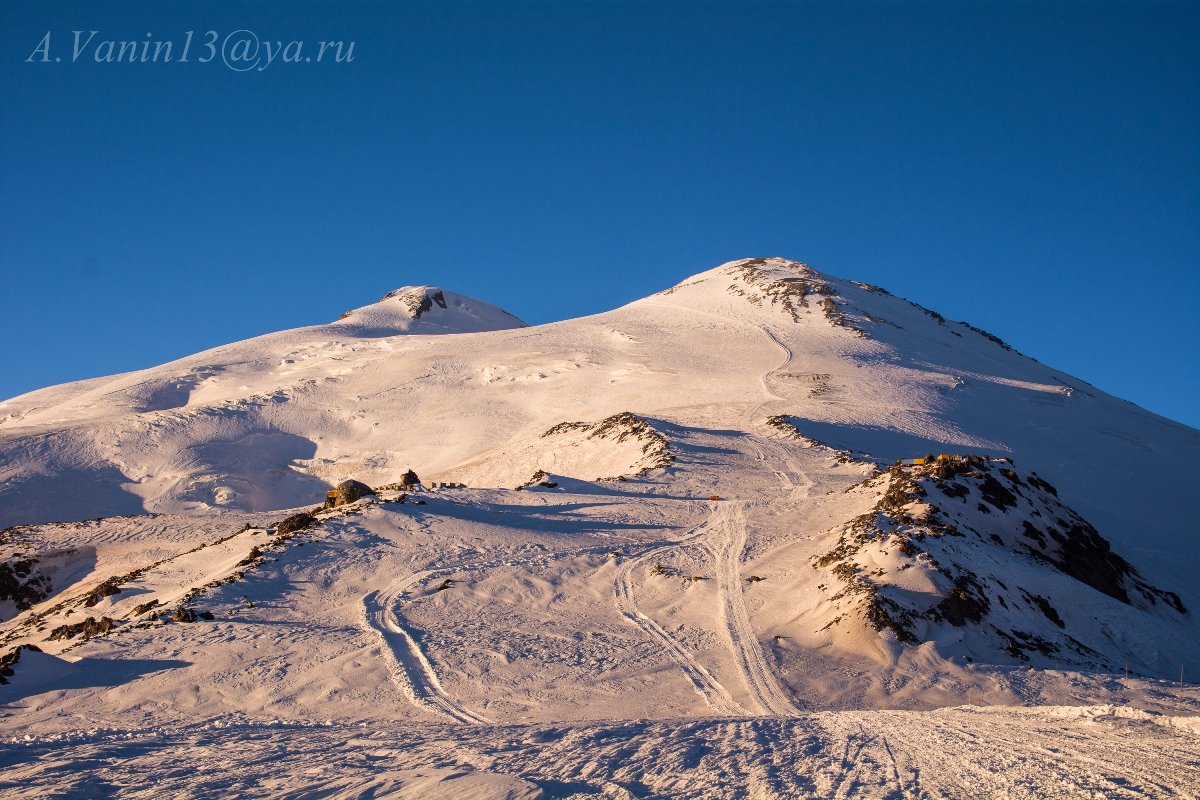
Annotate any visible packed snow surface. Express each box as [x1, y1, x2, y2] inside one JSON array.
[[2, 258, 1198, 797]]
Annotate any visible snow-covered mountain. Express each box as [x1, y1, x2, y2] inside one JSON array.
[[3, 258, 1198, 798]]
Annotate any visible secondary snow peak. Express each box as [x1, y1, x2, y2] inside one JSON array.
[[332, 285, 527, 336]]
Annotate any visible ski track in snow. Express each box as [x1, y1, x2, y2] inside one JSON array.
[[754, 323, 817, 495], [701, 322, 809, 716], [605, 321, 811, 719]]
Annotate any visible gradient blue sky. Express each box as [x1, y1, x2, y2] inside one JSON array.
[[2, 1, 1197, 427]]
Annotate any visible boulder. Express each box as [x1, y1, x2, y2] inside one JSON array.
[[132, 600, 160, 616], [323, 479, 376, 510]]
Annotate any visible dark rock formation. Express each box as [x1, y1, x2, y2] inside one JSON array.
[[400, 470, 421, 490], [276, 513, 316, 536], [82, 577, 123, 608], [132, 600, 160, 616], [542, 412, 673, 474], [516, 470, 559, 490], [0, 557, 52, 614], [236, 546, 263, 568], [48, 616, 115, 641], [814, 456, 1184, 665], [380, 287, 449, 319]]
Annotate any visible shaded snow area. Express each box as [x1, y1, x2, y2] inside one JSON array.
[[2, 258, 1199, 796]]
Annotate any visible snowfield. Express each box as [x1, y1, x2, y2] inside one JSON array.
[[5, 705, 1200, 799], [2, 259, 1198, 797]]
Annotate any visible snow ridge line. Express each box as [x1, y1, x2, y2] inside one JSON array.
[[613, 511, 747, 715]]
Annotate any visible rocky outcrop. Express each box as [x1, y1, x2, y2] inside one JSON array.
[[726, 258, 835, 321], [82, 577, 122, 608], [0, 643, 42, 685], [766, 415, 864, 463], [276, 513, 316, 536], [726, 258, 868, 336], [542, 412, 673, 474], [47, 616, 115, 642], [379, 284, 451, 316], [132, 600, 160, 616], [814, 456, 1184, 665], [515, 470, 559, 490]]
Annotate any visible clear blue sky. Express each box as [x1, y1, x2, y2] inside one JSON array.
[[2, 1, 1197, 427]]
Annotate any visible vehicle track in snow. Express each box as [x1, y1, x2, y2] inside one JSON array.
[[712, 501, 801, 716], [686, 321, 811, 716], [612, 513, 747, 715], [753, 324, 816, 498], [363, 537, 696, 724], [362, 572, 490, 724]]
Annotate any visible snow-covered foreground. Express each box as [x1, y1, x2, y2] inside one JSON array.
[[3, 258, 1199, 796], [4, 451, 1198, 797], [4, 705, 1200, 799]]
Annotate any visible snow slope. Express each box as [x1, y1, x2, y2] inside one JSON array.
[[2, 257, 1198, 797]]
